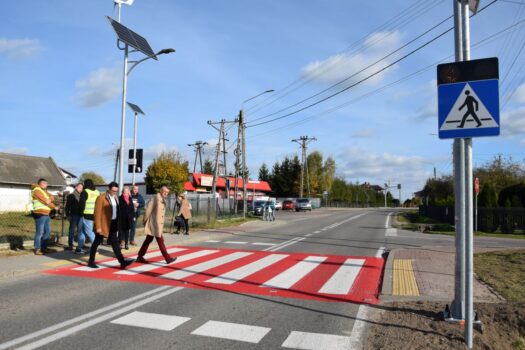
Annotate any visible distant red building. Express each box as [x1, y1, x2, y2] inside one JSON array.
[[188, 173, 272, 199]]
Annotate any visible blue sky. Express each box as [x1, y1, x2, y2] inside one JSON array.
[[2, 0, 525, 199]]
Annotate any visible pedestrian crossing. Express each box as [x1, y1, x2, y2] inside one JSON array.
[[46, 246, 384, 304]]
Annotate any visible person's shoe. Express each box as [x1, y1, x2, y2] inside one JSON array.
[[184, 232, 189, 235], [87, 262, 99, 269], [174, 230, 180, 235], [165, 257, 177, 264], [136, 256, 150, 264], [130, 241, 137, 246], [42, 248, 55, 254], [124, 244, 129, 250], [65, 245, 74, 251], [74, 249, 88, 255], [120, 259, 135, 270], [34, 249, 44, 255]]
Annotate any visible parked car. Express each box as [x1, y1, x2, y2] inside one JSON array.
[[282, 200, 295, 211], [252, 200, 266, 216], [274, 201, 282, 211], [295, 198, 312, 211]]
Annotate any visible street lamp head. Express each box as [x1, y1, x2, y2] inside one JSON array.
[[264, 89, 275, 93], [157, 48, 176, 55]]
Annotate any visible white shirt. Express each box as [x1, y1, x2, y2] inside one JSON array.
[[109, 195, 118, 220]]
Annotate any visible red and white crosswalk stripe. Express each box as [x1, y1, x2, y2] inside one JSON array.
[[46, 246, 384, 304]]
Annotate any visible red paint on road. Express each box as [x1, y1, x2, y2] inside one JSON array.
[[45, 246, 385, 304]]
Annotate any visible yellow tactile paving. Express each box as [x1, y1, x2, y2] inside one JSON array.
[[392, 259, 420, 296]]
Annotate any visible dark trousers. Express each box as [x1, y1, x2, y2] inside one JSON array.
[[138, 235, 171, 262], [130, 218, 138, 242], [88, 220, 125, 264], [119, 229, 130, 244], [182, 215, 189, 233]]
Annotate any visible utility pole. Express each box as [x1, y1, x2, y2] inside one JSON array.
[[234, 115, 242, 214], [113, 148, 119, 182], [291, 136, 317, 198], [188, 141, 208, 173], [208, 119, 237, 199]]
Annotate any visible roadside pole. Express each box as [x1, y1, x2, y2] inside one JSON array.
[[452, 0, 466, 322]]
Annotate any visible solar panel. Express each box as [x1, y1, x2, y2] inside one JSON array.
[[127, 102, 145, 115], [107, 16, 157, 60]]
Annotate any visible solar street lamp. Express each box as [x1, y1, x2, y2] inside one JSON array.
[[107, 16, 175, 193]]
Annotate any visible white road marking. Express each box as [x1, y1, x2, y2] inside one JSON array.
[[304, 233, 312, 237], [251, 242, 275, 246], [318, 258, 365, 295], [224, 241, 248, 245], [73, 248, 178, 272], [385, 212, 398, 236], [116, 249, 218, 276], [347, 246, 384, 350], [281, 331, 351, 350], [0, 286, 173, 350], [207, 254, 289, 285], [191, 320, 271, 344], [314, 231, 321, 234], [161, 251, 252, 280], [205, 240, 221, 243], [13, 287, 184, 350], [110, 311, 190, 331], [262, 256, 327, 289]]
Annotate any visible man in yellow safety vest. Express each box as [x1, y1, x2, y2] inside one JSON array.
[[31, 178, 59, 255], [77, 179, 99, 254]]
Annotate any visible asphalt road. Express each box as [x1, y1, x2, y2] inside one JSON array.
[[0, 208, 523, 350]]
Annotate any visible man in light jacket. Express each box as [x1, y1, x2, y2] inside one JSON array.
[[86, 182, 134, 269], [178, 193, 192, 235], [136, 185, 176, 264]]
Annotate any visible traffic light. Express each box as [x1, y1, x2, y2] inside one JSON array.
[[128, 149, 143, 173]]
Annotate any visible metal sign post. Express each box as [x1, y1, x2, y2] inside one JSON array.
[[438, 1, 499, 347]]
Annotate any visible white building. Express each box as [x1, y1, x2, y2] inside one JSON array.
[[0, 153, 68, 212]]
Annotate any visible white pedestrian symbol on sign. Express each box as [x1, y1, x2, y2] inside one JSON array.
[[440, 83, 499, 131]]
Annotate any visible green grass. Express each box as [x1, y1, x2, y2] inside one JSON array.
[[395, 211, 525, 239], [474, 249, 525, 301], [0, 211, 64, 243]]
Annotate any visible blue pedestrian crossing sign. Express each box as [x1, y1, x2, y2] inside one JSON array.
[[437, 58, 500, 139]]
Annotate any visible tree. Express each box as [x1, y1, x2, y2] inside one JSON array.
[[474, 155, 525, 194], [79, 172, 105, 185], [478, 183, 497, 207], [258, 163, 270, 182], [306, 151, 323, 195], [322, 156, 336, 193], [203, 158, 213, 174], [145, 151, 189, 194], [498, 183, 525, 207]]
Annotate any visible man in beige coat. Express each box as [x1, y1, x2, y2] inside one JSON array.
[[136, 185, 175, 264]]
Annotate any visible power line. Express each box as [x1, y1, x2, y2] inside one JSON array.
[[247, 13, 454, 125], [248, 14, 523, 140]]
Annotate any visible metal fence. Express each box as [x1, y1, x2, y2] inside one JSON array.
[[419, 205, 525, 234]]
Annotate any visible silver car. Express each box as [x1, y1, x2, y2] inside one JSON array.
[[295, 198, 312, 212]]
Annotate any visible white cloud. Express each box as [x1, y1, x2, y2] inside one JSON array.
[[501, 107, 525, 136], [0, 147, 29, 155], [336, 146, 431, 196], [74, 67, 121, 107], [351, 128, 377, 138], [302, 31, 403, 86], [0, 38, 42, 60], [511, 83, 525, 104]]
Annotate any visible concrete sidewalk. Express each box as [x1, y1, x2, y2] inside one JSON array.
[[381, 245, 505, 303]]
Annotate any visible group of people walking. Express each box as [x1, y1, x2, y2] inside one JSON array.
[[31, 178, 192, 270], [65, 181, 145, 253]]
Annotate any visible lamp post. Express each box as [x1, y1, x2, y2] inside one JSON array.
[[239, 89, 274, 218], [117, 48, 175, 193]]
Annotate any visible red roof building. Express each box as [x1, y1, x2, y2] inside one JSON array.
[[188, 173, 272, 199]]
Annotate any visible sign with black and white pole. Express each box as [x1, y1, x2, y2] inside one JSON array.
[[437, 1, 499, 348]]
